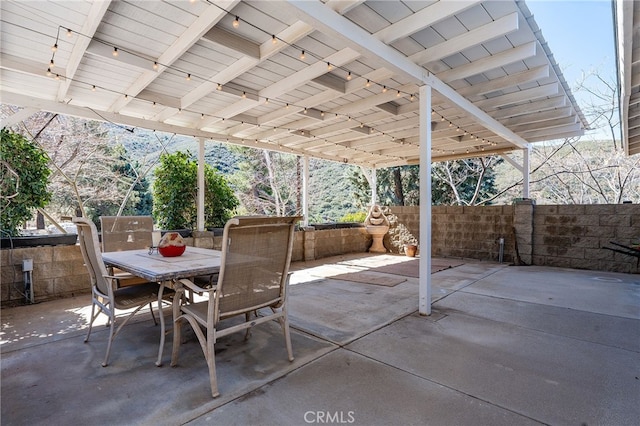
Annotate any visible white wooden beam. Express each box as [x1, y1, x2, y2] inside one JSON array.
[[199, 47, 360, 130], [176, 21, 314, 113], [57, 0, 112, 102], [254, 68, 394, 126], [326, 0, 365, 14], [437, 41, 537, 83], [1, 107, 39, 127], [262, 48, 361, 99], [499, 106, 572, 127], [374, 1, 481, 45], [456, 65, 549, 98], [473, 83, 558, 109], [519, 123, 582, 139], [510, 116, 577, 134], [489, 96, 566, 120], [283, 1, 530, 149], [332, 84, 417, 115], [202, 27, 260, 58], [410, 12, 519, 65], [108, 0, 240, 113]]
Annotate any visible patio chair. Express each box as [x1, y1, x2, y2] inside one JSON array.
[[170, 216, 300, 398], [100, 215, 216, 289], [100, 215, 154, 252], [99, 215, 154, 287], [73, 217, 172, 367]]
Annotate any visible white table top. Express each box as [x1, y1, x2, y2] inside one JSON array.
[[102, 246, 222, 282]]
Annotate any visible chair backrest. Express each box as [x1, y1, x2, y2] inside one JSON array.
[[73, 217, 112, 297], [214, 216, 301, 320], [100, 216, 153, 252]]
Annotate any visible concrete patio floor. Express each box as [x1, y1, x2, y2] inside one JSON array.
[[1, 253, 639, 425]]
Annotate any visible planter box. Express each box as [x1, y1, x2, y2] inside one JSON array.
[[1, 234, 78, 249]]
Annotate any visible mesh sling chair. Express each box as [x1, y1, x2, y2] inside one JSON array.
[[100, 215, 154, 287], [99, 215, 154, 252], [171, 216, 300, 398], [101, 215, 216, 289], [74, 217, 173, 366]]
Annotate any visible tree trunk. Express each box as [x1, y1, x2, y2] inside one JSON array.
[[393, 168, 405, 205]]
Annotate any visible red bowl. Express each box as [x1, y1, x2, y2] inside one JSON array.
[[158, 245, 186, 257]]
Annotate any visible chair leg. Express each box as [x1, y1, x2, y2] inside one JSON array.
[[206, 339, 220, 398], [274, 307, 294, 362], [102, 312, 117, 367], [84, 301, 98, 343], [170, 317, 182, 367], [244, 312, 252, 340]]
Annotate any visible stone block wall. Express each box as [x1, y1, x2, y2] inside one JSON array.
[[388, 205, 514, 262], [390, 204, 639, 273], [303, 226, 370, 260], [0, 226, 370, 306], [1, 244, 88, 306], [3, 206, 636, 305], [532, 204, 640, 272]]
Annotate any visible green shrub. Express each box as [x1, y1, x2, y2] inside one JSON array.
[[152, 151, 238, 230], [339, 211, 366, 223], [0, 129, 51, 236]]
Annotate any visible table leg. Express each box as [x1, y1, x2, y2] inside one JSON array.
[[156, 281, 167, 367]]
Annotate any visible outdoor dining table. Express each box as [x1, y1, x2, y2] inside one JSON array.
[[102, 246, 222, 366]]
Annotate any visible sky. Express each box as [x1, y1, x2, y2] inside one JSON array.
[[524, 0, 616, 138]]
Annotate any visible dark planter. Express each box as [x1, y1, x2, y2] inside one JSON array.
[[309, 223, 337, 230], [309, 222, 364, 230], [1, 234, 78, 249], [206, 227, 224, 236]]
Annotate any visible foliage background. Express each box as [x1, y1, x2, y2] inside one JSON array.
[[0, 129, 51, 236]]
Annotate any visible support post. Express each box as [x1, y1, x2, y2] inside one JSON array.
[[371, 168, 377, 206], [302, 155, 309, 226], [523, 144, 531, 199], [419, 84, 432, 315], [197, 137, 205, 232]]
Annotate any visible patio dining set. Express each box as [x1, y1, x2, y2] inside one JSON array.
[[73, 214, 301, 398]]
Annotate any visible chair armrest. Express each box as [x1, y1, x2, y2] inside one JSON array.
[[176, 278, 216, 294], [103, 274, 123, 280]]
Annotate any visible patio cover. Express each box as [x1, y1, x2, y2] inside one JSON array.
[[614, 0, 640, 156], [1, 0, 587, 165], [0, 0, 588, 314]]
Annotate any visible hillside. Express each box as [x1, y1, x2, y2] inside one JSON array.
[[110, 126, 366, 221]]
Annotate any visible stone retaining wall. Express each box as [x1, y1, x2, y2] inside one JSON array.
[[532, 204, 639, 271], [390, 203, 639, 273], [387, 205, 514, 262], [3, 205, 637, 306], [1, 226, 371, 306]]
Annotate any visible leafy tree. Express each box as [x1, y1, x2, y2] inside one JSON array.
[[376, 166, 420, 206], [153, 151, 238, 230], [0, 129, 51, 236], [4, 110, 143, 225], [346, 167, 371, 209]]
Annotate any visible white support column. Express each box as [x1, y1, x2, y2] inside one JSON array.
[[523, 144, 531, 199], [419, 84, 432, 316], [371, 168, 377, 206], [302, 155, 309, 226], [197, 137, 205, 232]]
